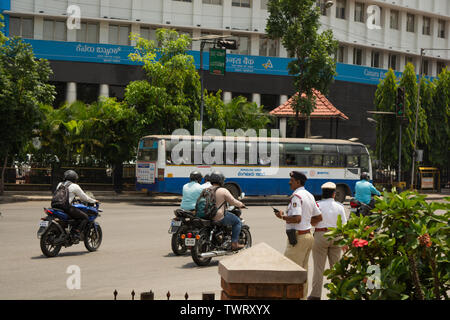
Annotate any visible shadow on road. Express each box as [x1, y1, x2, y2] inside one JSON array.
[[31, 251, 91, 259], [180, 261, 219, 269]]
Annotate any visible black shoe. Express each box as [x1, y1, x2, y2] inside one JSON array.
[[307, 296, 321, 300]]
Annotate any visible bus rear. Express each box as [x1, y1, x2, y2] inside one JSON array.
[[136, 137, 166, 192]]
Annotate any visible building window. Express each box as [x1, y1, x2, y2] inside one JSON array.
[[390, 10, 399, 30], [354, 2, 364, 23], [353, 48, 363, 65], [77, 22, 99, 43], [371, 51, 381, 68], [438, 20, 446, 38], [259, 36, 278, 57], [389, 54, 398, 71], [406, 13, 415, 33], [139, 27, 157, 42], [43, 19, 67, 41], [436, 61, 446, 74], [405, 56, 415, 70], [232, 0, 251, 8], [422, 59, 429, 76], [9, 16, 34, 39], [173, 0, 192, 2], [109, 24, 130, 45], [422, 17, 431, 36], [203, 0, 222, 4], [336, 46, 345, 63], [230, 35, 250, 55], [336, 0, 346, 19]]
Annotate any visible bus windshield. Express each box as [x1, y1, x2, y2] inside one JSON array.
[[137, 138, 158, 161]]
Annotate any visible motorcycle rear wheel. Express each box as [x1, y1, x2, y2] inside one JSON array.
[[239, 227, 252, 248], [84, 223, 102, 252], [171, 226, 188, 256], [40, 225, 62, 257], [191, 230, 212, 266]]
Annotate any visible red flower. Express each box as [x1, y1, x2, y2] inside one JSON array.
[[352, 238, 369, 248]]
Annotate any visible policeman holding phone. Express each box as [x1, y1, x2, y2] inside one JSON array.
[[273, 171, 322, 299]]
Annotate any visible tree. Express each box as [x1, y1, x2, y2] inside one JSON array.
[[223, 96, 271, 131], [0, 34, 55, 194], [266, 0, 338, 137]]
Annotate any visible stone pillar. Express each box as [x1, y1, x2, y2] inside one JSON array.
[[66, 82, 77, 104], [252, 93, 261, 106], [219, 243, 307, 300], [99, 84, 109, 99], [223, 91, 232, 104]]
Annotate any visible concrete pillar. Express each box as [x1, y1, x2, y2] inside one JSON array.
[[280, 95, 288, 105], [192, 29, 201, 51], [250, 34, 259, 56], [252, 93, 261, 106], [219, 243, 307, 300], [222, 0, 232, 30], [99, 21, 109, 44], [223, 91, 232, 104], [280, 118, 287, 138], [66, 82, 77, 104], [33, 16, 43, 40], [99, 84, 109, 99], [193, 0, 202, 27], [131, 23, 140, 46]]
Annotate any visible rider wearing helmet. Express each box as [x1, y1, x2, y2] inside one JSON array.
[[201, 173, 212, 189], [57, 170, 98, 241], [354, 172, 381, 208], [209, 171, 246, 251], [180, 171, 204, 211]]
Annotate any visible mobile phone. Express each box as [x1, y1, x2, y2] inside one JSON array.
[[271, 206, 280, 213]]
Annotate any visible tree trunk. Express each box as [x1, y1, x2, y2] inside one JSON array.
[[305, 116, 311, 138], [51, 162, 62, 193], [112, 162, 123, 194], [0, 154, 7, 195]]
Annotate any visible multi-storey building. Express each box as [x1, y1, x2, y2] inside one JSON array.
[[1, 0, 449, 145]]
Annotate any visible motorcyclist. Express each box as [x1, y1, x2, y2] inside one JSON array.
[[180, 171, 203, 211], [354, 172, 381, 209], [57, 170, 98, 241], [208, 171, 246, 251], [201, 174, 212, 189]]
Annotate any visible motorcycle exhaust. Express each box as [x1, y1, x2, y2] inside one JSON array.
[[200, 250, 234, 258]]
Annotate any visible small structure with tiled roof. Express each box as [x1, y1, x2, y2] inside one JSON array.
[[270, 89, 348, 138]]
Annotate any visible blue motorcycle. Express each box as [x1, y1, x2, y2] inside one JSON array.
[[37, 201, 103, 257]]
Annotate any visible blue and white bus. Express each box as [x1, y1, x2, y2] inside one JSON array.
[[135, 135, 372, 202]]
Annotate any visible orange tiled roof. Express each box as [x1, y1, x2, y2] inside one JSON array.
[[270, 89, 349, 120]]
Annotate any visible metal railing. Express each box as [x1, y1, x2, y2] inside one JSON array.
[[113, 290, 215, 300]]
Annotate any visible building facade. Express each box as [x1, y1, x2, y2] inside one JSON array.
[[1, 0, 449, 145]]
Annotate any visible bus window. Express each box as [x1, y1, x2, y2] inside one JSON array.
[[360, 154, 370, 172], [312, 144, 338, 153], [311, 155, 323, 167], [346, 155, 359, 168], [137, 149, 157, 161], [323, 154, 339, 167]]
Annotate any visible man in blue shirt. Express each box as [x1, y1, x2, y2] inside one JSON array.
[[180, 171, 203, 211], [355, 172, 381, 207]]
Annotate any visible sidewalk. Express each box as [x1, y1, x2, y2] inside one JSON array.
[[0, 190, 448, 205]]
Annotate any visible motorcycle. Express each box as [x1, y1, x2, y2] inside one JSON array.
[[37, 200, 103, 257], [349, 198, 373, 216], [189, 206, 252, 267], [168, 209, 197, 256]]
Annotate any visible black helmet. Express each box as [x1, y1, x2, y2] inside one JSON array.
[[189, 171, 203, 183], [204, 174, 210, 182], [209, 171, 225, 186], [64, 170, 79, 182], [360, 172, 370, 181]]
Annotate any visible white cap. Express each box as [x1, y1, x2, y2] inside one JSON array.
[[321, 182, 336, 189]]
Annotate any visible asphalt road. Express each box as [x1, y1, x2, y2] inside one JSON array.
[[0, 201, 350, 300]]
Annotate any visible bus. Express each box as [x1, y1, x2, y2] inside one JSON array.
[[135, 135, 372, 203]]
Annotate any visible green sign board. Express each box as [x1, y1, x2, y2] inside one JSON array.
[[209, 48, 226, 75]]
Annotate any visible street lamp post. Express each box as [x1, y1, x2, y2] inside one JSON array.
[[410, 48, 450, 189]]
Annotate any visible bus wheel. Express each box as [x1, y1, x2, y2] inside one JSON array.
[[335, 185, 347, 203], [224, 183, 240, 199]]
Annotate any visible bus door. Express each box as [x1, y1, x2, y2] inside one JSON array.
[[344, 154, 361, 179]]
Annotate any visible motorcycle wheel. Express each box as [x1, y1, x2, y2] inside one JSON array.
[[239, 227, 252, 248], [171, 226, 188, 256], [84, 223, 102, 252], [40, 225, 62, 257], [191, 230, 212, 267]]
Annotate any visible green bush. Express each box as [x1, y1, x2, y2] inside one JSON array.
[[324, 190, 449, 300]]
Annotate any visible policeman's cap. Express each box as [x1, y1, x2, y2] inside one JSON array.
[[321, 182, 336, 190]]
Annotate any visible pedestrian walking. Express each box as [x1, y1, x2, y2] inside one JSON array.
[[308, 182, 347, 300], [274, 171, 322, 299]]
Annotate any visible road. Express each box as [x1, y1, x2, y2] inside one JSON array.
[[0, 201, 350, 300]]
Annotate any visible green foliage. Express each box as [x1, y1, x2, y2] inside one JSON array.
[[325, 190, 450, 300], [266, 0, 338, 137], [223, 96, 271, 131]]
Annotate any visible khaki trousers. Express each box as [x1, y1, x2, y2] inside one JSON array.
[[284, 232, 314, 299], [310, 231, 342, 298]]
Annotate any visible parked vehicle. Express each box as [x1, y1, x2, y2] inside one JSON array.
[[168, 209, 197, 256], [188, 206, 252, 267], [37, 200, 102, 257]]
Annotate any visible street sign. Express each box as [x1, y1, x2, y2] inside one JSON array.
[[209, 48, 226, 75]]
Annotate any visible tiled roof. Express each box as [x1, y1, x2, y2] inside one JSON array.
[[270, 89, 349, 120]]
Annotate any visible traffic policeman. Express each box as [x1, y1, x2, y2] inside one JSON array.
[[308, 182, 347, 300], [274, 171, 322, 299]]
